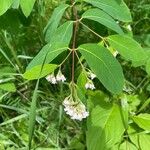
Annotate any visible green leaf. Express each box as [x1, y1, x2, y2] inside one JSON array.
[[44, 4, 69, 42], [87, 92, 125, 150], [26, 42, 68, 70], [77, 72, 87, 103], [11, 0, 20, 9], [20, 0, 36, 17], [28, 79, 39, 149], [78, 44, 124, 94], [50, 21, 73, 45], [128, 125, 150, 150], [107, 35, 147, 62], [119, 141, 137, 150], [23, 64, 57, 80], [132, 113, 150, 131], [82, 8, 123, 34], [138, 134, 150, 150], [84, 0, 132, 22], [146, 58, 150, 75], [0, 83, 16, 92], [0, 0, 13, 16]]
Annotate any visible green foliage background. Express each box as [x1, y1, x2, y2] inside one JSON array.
[[0, 0, 150, 149]]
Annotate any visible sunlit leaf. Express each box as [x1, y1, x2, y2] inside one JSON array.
[[23, 64, 57, 80], [0, 0, 13, 16], [132, 113, 150, 131]]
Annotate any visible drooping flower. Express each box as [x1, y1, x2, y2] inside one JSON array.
[[56, 70, 66, 82], [113, 51, 119, 57], [63, 96, 89, 121], [89, 72, 96, 80], [85, 81, 95, 90], [46, 74, 57, 84], [127, 25, 132, 31]]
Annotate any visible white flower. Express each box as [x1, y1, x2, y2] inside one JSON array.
[[85, 81, 95, 90], [46, 74, 57, 84], [63, 97, 89, 121], [127, 25, 132, 31], [113, 51, 119, 57], [56, 71, 66, 82], [89, 72, 96, 80]]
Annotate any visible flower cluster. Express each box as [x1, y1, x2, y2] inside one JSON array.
[[46, 70, 66, 84], [85, 71, 96, 90], [63, 96, 89, 121]]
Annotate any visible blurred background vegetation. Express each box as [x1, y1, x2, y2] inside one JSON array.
[[0, 0, 149, 149]]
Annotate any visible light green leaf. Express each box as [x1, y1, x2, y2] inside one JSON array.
[[26, 42, 68, 70], [146, 58, 150, 75], [11, 0, 20, 9], [0, 83, 16, 92], [23, 64, 57, 80], [87, 92, 125, 150], [78, 44, 124, 94], [82, 8, 123, 34], [107, 35, 147, 62], [50, 21, 73, 45], [44, 4, 69, 42], [0, 0, 13, 16], [84, 0, 132, 22], [138, 134, 150, 150], [119, 141, 137, 150], [128, 125, 150, 150], [20, 0, 36, 17], [132, 113, 150, 131]]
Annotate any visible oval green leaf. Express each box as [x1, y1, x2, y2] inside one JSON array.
[[84, 0, 132, 22], [82, 8, 124, 35], [44, 4, 69, 42], [78, 44, 124, 94], [107, 35, 147, 62], [20, 0, 36, 17]]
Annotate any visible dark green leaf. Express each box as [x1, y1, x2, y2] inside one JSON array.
[[82, 8, 123, 34], [107, 35, 147, 62], [50, 21, 73, 45], [44, 4, 69, 42], [78, 44, 124, 94], [84, 0, 132, 22], [0, 0, 13, 16], [26, 42, 68, 70]]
